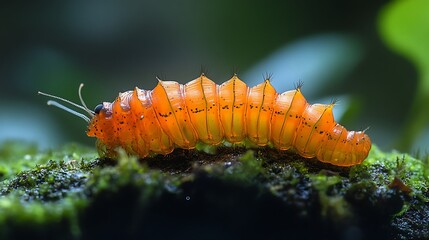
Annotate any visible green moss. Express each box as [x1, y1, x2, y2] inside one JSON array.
[[220, 150, 264, 183], [0, 141, 97, 181], [0, 141, 428, 239], [351, 145, 428, 198], [310, 174, 351, 220]]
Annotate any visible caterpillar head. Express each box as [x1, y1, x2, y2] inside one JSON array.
[[86, 102, 112, 139], [87, 89, 145, 142]]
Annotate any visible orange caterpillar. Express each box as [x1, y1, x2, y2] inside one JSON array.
[[39, 74, 371, 166]]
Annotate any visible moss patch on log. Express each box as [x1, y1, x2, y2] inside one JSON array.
[[0, 141, 428, 239]]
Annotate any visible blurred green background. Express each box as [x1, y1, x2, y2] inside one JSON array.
[[1, 0, 428, 154]]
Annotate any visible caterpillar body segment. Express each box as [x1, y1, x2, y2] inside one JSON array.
[[246, 79, 277, 146], [218, 75, 248, 143], [151, 80, 198, 149], [270, 88, 307, 151], [184, 76, 223, 145]]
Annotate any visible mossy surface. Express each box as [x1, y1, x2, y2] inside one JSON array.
[[0, 141, 428, 240]]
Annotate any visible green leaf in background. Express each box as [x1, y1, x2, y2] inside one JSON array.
[[379, 0, 429, 151]]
